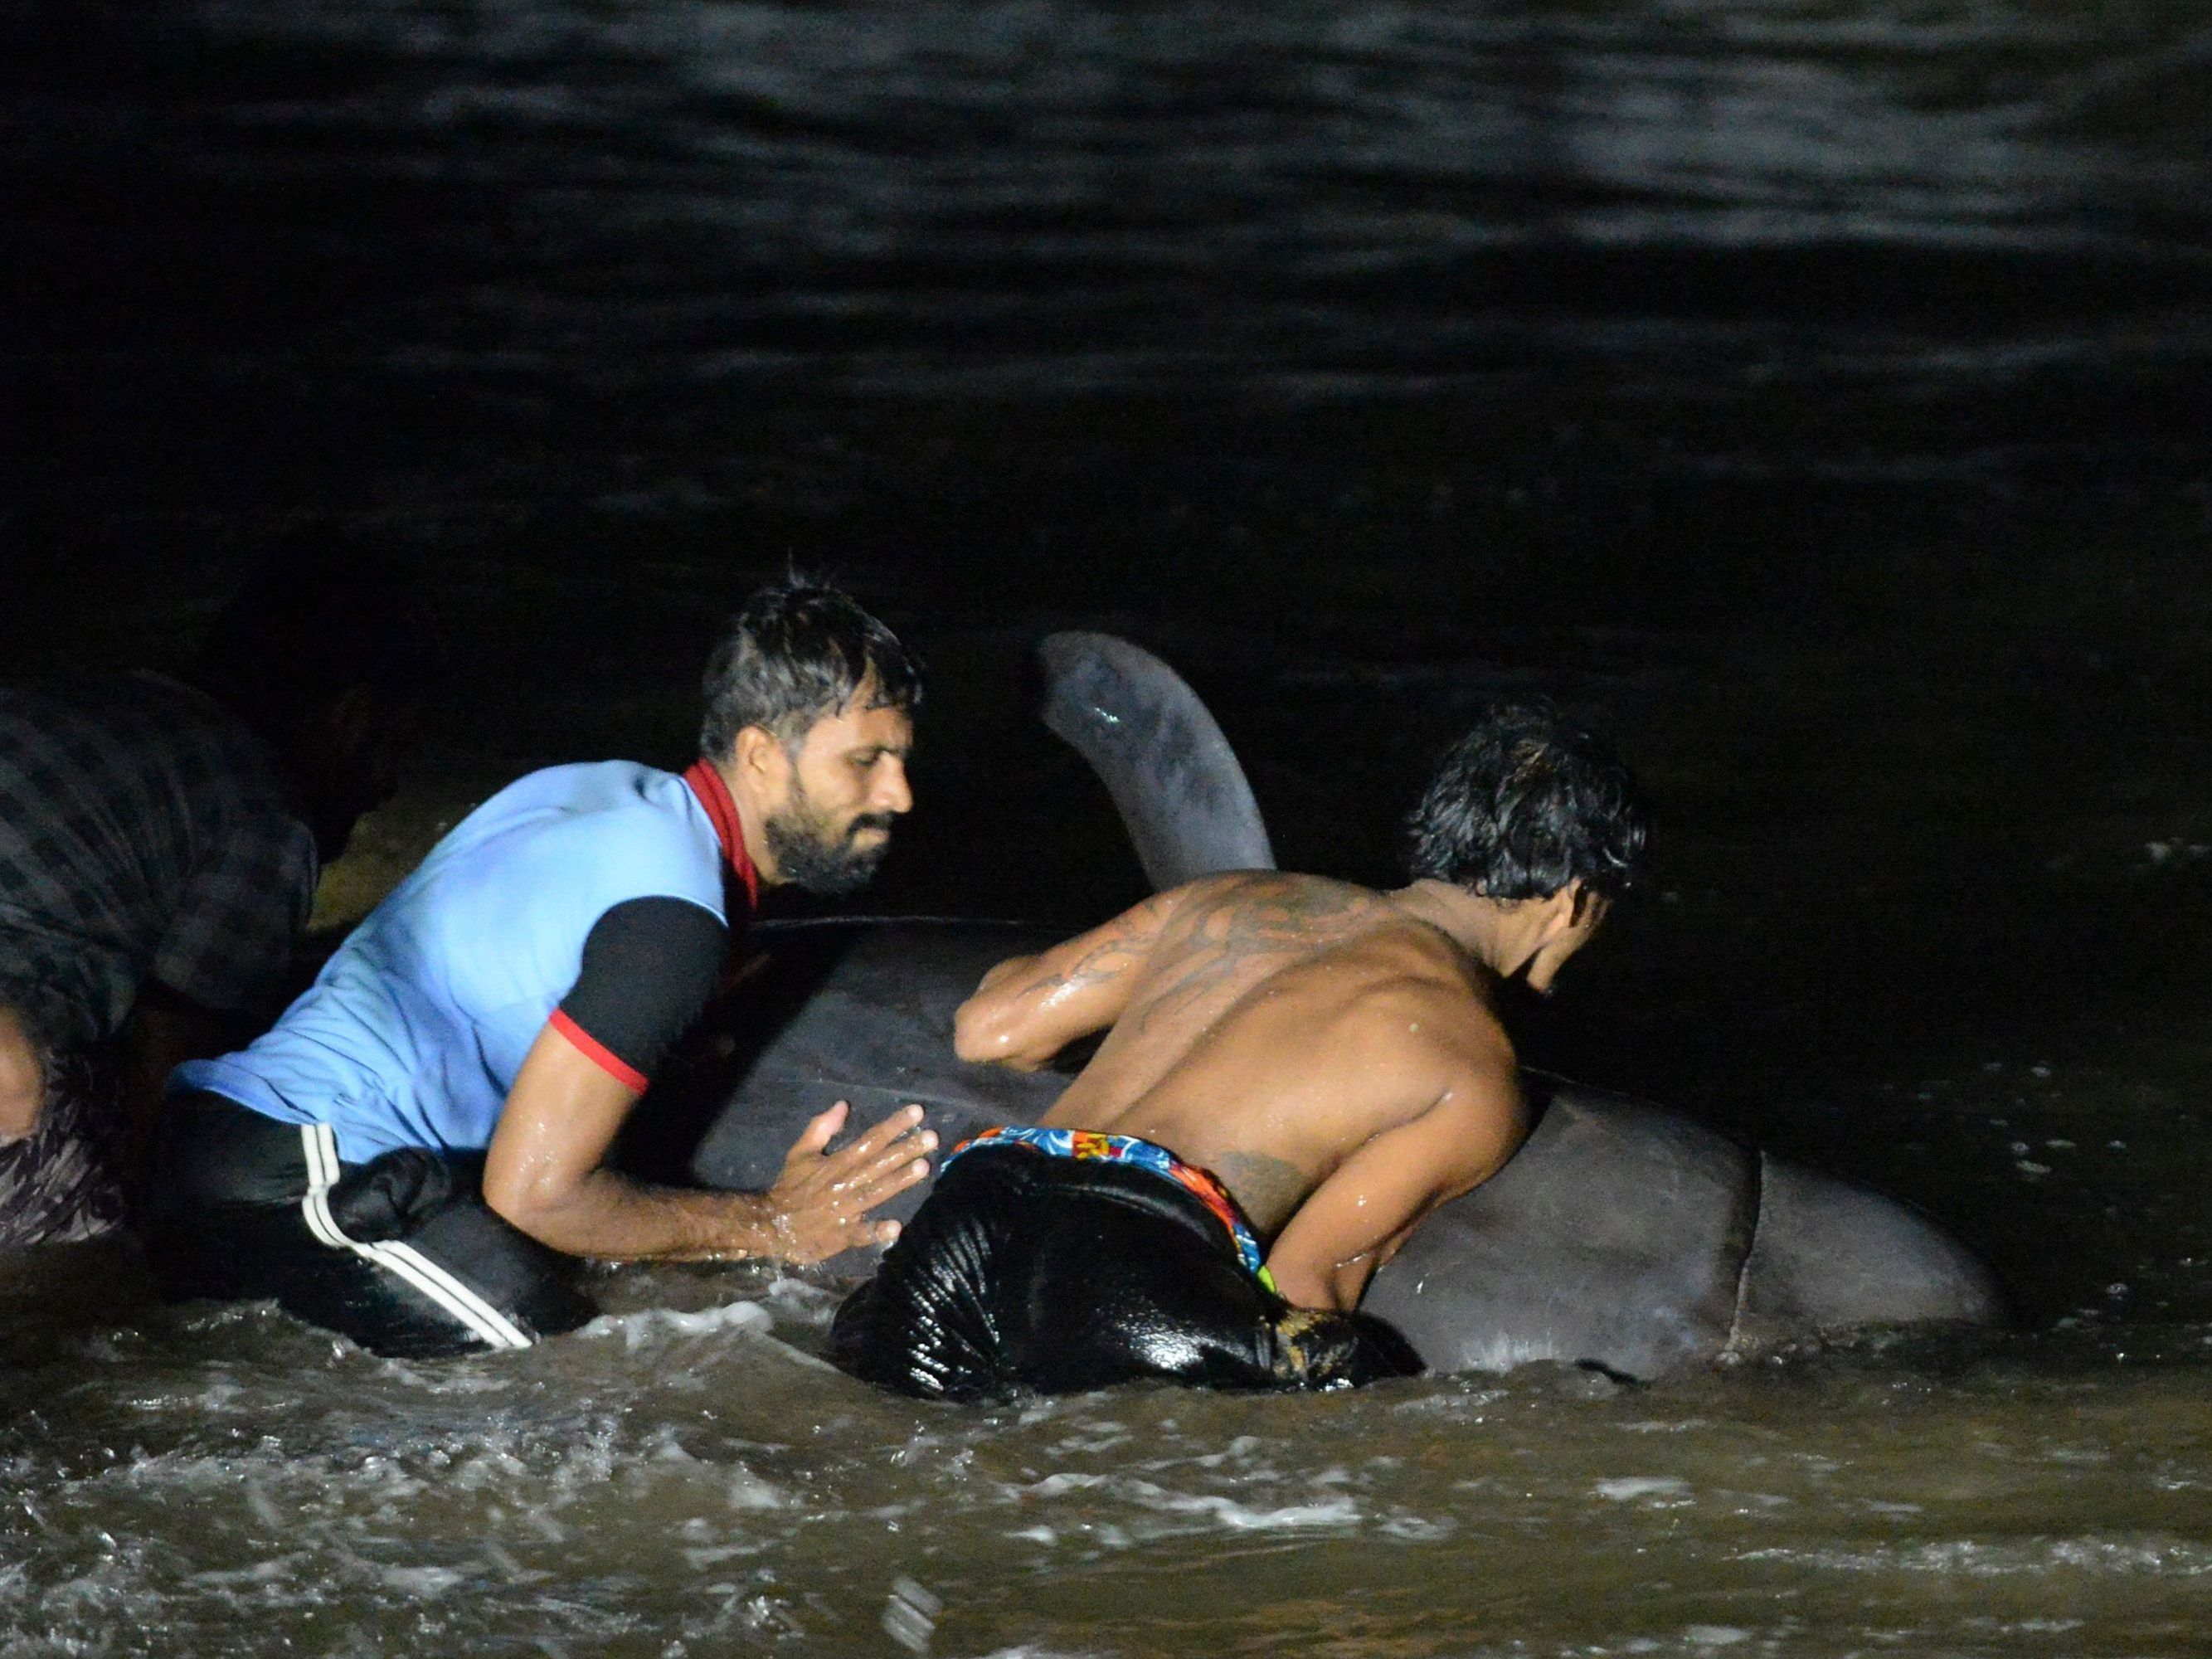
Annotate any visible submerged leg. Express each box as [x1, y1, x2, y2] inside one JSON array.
[[144, 1091, 592, 1357], [831, 1148, 1425, 1400], [1014, 1199, 1422, 1392]]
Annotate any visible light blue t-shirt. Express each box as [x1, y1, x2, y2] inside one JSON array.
[[176, 761, 732, 1165]]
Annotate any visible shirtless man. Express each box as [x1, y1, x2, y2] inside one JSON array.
[[831, 699, 1650, 1399]]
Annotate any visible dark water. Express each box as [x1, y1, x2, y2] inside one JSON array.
[[5, 2, 2212, 1652]]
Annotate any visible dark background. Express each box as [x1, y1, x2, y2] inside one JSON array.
[[5, 0, 2210, 1321]]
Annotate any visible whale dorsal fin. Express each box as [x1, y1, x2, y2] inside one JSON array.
[[1037, 632, 1276, 891]]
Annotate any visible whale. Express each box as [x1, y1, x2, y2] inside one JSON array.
[[647, 634, 2007, 1382]]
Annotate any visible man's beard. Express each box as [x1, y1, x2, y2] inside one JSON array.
[[764, 788, 896, 898]]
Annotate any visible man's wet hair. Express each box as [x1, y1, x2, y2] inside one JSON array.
[[698, 578, 921, 756], [188, 526, 444, 734], [1404, 700, 1650, 901]]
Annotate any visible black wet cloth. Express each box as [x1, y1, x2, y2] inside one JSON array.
[[141, 1091, 593, 1358], [829, 1143, 1425, 1401], [0, 673, 316, 1248], [0, 673, 316, 1053], [0, 1050, 123, 1250]]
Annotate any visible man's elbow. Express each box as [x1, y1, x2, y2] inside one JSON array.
[[950, 994, 991, 1063], [0, 1000, 45, 1143], [481, 1165, 575, 1250], [952, 991, 1044, 1069]]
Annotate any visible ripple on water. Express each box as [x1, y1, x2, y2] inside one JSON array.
[[6, 1258, 2212, 1653]]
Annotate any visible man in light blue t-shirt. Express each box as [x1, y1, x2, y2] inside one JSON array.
[[143, 581, 936, 1358]]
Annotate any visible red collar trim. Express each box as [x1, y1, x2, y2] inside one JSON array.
[[682, 759, 760, 912]]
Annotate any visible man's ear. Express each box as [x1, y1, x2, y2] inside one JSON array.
[[1535, 882, 1587, 943], [1567, 880, 1599, 928], [732, 724, 793, 788]]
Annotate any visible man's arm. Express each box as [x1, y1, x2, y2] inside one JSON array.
[[1263, 1038, 1529, 1312], [481, 1018, 935, 1261], [951, 886, 1191, 1069]]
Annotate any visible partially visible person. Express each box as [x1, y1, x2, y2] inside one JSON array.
[[144, 580, 936, 1358], [832, 700, 1651, 1400], [0, 528, 435, 1248]]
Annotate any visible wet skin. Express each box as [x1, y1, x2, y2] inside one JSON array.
[[0, 1000, 40, 1144], [953, 871, 1602, 1311], [732, 690, 916, 888], [481, 693, 932, 1264]]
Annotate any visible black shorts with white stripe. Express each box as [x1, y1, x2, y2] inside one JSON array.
[[142, 1092, 595, 1358]]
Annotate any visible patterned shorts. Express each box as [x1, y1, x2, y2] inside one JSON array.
[[0, 1048, 124, 1249]]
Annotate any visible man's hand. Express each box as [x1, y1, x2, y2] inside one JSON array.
[[485, 1019, 937, 1262], [0, 1001, 42, 1145], [760, 1101, 935, 1262]]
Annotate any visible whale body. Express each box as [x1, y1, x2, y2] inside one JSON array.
[[657, 635, 2005, 1380]]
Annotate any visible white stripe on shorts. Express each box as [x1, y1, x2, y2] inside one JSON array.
[[295, 1124, 533, 1351]]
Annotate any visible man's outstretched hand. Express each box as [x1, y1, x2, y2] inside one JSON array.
[[763, 1100, 936, 1262]]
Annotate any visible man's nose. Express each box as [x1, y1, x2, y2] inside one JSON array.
[[873, 757, 914, 815]]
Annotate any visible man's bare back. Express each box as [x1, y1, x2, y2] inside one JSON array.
[[955, 869, 1596, 1310], [833, 700, 1645, 1399]]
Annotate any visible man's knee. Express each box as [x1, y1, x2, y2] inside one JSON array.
[[0, 1001, 46, 1145]]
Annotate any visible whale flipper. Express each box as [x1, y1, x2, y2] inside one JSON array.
[[1037, 631, 1275, 890]]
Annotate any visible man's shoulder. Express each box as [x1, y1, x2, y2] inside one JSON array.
[[482, 757, 673, 805], [1169, 870, 1388, 928], [1326, 932, 1513, 1068], [1204, 869, 1378, 902], [0, 672, 305, 875], [448, 760, 723, 912], [469, 760, 698, 844]]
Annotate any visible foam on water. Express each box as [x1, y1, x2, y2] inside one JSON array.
[[7, 1279, 2212, 1653], [6, 2, 2212, 1653]]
